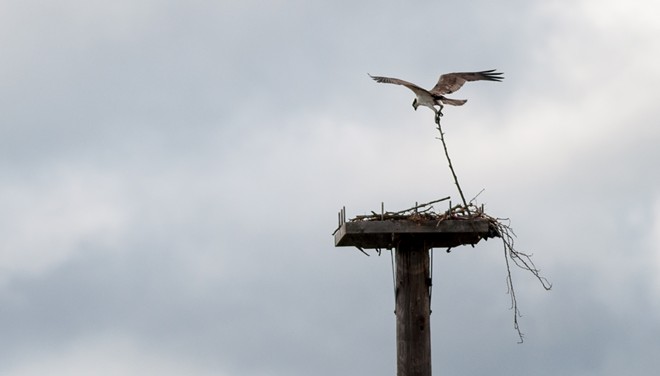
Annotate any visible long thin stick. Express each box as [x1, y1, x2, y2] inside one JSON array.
[[435, 119, 469, 211], [392, 196, 451, 215]]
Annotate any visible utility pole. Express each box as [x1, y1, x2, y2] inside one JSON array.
[[395, 240, 432, 376], [334, 205, 498, 376]]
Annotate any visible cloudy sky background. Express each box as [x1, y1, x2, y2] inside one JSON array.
[[2, 0, 660, 374]]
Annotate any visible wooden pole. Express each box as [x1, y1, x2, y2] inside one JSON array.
[[334, 213, 499, 375], [395, 241, 432, 376]]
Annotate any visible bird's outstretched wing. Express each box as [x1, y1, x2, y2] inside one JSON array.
[[369, 74, 430, 97], [430, 69, 503, 95]]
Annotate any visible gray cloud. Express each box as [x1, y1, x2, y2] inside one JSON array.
[[1, 0, 660, 375]]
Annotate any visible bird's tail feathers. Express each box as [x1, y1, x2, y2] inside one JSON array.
[[439, 97, 467, 106]]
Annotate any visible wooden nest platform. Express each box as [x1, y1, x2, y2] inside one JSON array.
[[333, 198, 501, 250]]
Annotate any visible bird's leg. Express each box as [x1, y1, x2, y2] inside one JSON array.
[[434, 105, 444, 124]]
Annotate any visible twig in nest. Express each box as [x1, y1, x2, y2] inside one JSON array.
[[351, 197, 453, 222], [392, 196, 450, 215], [470, 188, 485, 204]]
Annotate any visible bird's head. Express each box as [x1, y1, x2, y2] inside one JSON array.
[[412, 98, 418, 110]]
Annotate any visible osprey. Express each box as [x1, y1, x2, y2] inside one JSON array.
[[369, 70, 503, 123]]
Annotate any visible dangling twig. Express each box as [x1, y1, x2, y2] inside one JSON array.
[[491, 218, 552, 343]]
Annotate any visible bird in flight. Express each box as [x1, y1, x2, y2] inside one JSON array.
[[369, 70, 503, 123]]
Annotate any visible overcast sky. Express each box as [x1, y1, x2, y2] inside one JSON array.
[[2, 0, 660, 375]]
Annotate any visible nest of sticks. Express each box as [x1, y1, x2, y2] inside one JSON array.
[[350, 197, 501, 239]]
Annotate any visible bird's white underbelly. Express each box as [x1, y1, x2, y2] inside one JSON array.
[[416, 95, 439, 109]]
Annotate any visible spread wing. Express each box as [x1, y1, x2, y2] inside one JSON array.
[[369, 74, 431, 97], [430, 69, 503, 95]]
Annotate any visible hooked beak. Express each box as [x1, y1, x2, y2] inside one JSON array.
[[412, 99, 418, 111]]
